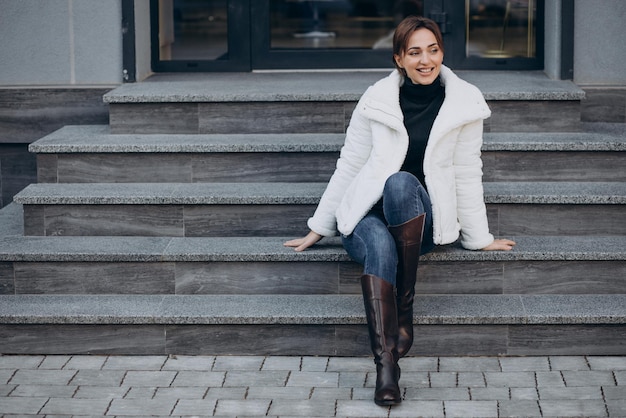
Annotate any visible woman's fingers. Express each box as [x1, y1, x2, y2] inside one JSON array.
[[284, 231, 323, 252], [482, 239, 516, 251]]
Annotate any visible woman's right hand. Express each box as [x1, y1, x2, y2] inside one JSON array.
[[283, 231, 323, 252]]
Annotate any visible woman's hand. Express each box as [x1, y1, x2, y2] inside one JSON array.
[[284, 231, 323, 252], [482, 239, 516, 251]]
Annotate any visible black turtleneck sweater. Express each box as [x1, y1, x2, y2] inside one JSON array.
[[370, 76, 445, 219], [399, 75, 445, 191]]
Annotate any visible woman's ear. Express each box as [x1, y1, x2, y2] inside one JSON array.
[[393, 54, 403, 69]]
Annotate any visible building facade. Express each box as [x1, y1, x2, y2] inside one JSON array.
[[0, 0, 625, 206]]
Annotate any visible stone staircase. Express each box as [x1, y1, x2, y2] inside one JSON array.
[[1, 71, 625, 356]]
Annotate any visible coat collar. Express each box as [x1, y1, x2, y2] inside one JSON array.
[[361, 66, 490, 133]]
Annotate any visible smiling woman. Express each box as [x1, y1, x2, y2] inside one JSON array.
[[284, 15, 515, 407]]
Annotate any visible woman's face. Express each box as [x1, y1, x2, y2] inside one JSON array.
[[394, 28, 444, 85]]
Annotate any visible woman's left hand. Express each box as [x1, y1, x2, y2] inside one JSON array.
[[482, 239, 516, 251]]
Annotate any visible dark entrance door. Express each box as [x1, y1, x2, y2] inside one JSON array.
[[151, 0, 542, 72]]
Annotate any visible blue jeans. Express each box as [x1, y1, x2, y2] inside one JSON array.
[[341, 172, 434, 285]]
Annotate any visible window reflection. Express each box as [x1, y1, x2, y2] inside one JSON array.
[[467, 0, 536, 58], [158, 0, 228, 61], [269, 0, 424, 50]]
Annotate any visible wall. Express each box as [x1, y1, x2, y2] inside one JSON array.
[[574, 0, 626, 85], [0, 0, 122, 85]]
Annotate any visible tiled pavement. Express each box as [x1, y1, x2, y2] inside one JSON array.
[[0, 355, 625, 417]]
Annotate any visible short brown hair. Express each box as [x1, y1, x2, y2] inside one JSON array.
[[392, 16, 444, 75]]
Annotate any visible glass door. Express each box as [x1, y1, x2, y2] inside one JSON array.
[[150, 0, 543, 72], [250, 0, 426, 69]]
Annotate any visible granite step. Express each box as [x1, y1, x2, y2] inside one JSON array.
[[0, 230, 625, 296], [102, 71, 585, 134], [30, 125, 626, 183], [13, 182, 626, 237], [0, 293, 624, 356]]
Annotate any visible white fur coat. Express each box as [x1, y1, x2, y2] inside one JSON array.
[[307, 66, 494, 250]]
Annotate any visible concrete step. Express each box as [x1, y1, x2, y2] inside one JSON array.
[[102, 71, 585, 134], [1, 229, 625, 296], [13, 182, 626, 237], [0, 293, 624, 355], [31, 125, 626, 183]]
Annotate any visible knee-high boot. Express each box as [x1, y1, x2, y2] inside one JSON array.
[[388, 213, 426, 358], [361, 274, 402, 406]]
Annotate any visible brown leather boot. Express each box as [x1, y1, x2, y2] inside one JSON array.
[[361, 274, 402, 406], [388, 213, 426, 358]]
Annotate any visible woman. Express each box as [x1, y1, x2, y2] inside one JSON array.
[[284, 16, 515, 406]]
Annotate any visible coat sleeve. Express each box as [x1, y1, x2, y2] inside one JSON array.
[[452, 119, 494, 250], [307, 101, 374, 236]]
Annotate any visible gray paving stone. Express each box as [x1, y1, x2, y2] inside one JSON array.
[[587, 356, 626, 370], [510, 387, 538, 400], [561, 370, 616, 386], [603, 385, 626, 399], [223, 370, 289, 387], [327, 357, 373, 372], [444, 400, 498, 417], [107, 398, 178, 416], [9, 384, 76, 398], [335, 400, 392, 417], [399, 356, 439, 372], [484, 371, 535, 387], [429, 372, 457, 388], [388, 400, 445, 417], [9, 369, 76, 386], [261, 356, 302, 371], [64, 355, 108, 370], [338, 371, 367, 388], [171, 398, 217, 416], [397, 371, 430, 388], [103, 355, 167, 370], [73, 385, 128, 399], [310, 387, 352, 401], [122, 371, 177, 387], [247, 386, 311, 400], [607, 399, 626, 417], [269, 399, 337, 416], [539, 399, 608, 417], [457, 372, 487, 387], [162, 355, 215, 371], [616, 370, 626, 385], [0, 384, 16, 396], [439, 357, 500, 372], [170, 371, 225, 387], [70, 370, 126, 386], [38, 355, 71, 369], [153, 386, 208, 399], [0, 355, 44, 369], [470, 387, 510, 400], [41, 398, 111, 415], [0, 396, 49, 414], [538, 386, 604, 400], [213, 399, 271, 416], [0, 369, 14, 384], [287, 371, 339, 387], [124, 386, 157, 399], [549, 356, 589, 371], [500, 356, 550, 372], [301, 356, 329, 371], [498, 400, 542, 417], [404, 387, 469, 401], [213, 355, 265, 371], [535, 371, 565, 387], [204, 386, 247, 400]]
